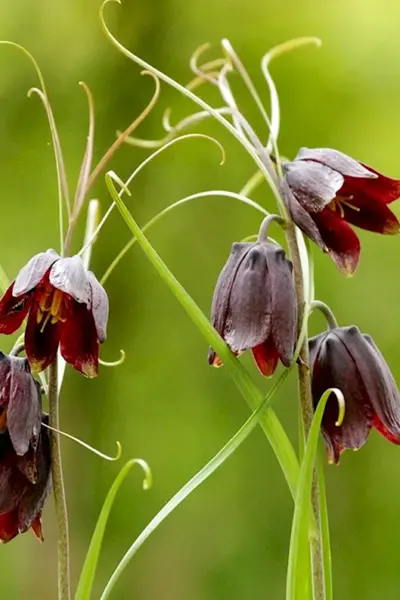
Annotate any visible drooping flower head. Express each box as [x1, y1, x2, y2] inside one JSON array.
[[208, 241, 297, 376], [0, 416, 51, 543], [0, 352, 41, 456], [0, 250, 109, 377], [309, 325, 400, 463], [0, 353, 51, 543], [281, 148, 400, 274]]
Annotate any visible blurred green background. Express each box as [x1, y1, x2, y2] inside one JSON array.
[[1, 0, 400, 598]]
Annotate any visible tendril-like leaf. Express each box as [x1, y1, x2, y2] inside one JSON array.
[[75, 458, 152, 600], [99, 349, 126, 367], [124, 107, 232, 149], [100, 0, 282, 207], [41, 422, 122, 462], [100, 190, 269, 285], [79, 133, 226, 259], [100, 369, 290, 600], [73, 82, 95, 218], [0, 40, 71, 254], [87, 71, 161, 188], [261, 37, 321, 163]]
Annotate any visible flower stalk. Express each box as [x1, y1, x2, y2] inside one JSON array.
[[285, 220, 325, 600], [48, 359, 71, 600]]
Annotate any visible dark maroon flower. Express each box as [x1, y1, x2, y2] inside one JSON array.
[[309, 325, 400, 463], [0, 250, 109, 377], [0, 353, 51, 542], [281, 148, 400, 274], [0, 415, 51, 543], [0, 353, 41, 456], [208, 241, 297, 376]]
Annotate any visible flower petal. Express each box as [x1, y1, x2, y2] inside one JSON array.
[[226, 244, 272, 352], [295, 147, 377, 179], [24, 299, 61, 373], [283, 160, 344, 212], [252, 338, 279, 376], [0, 452, 25, 513], [17, 422, 51, 536], [13, 249, 59, 297], [0, 283, 31, 334], [311, 329, 372, 463], [60, 298, 99, 378], [280, 180, 327, 252], [373, 414, 400, 444], [339, 192, 399, 234], [357, 333, 400, 440], [49, 256, 90, 305], [267, 246, 297, 366], [0, 510, 19, 543], [343, 165, 400, 204], [312, 209, 360, 274], [7, 358, 41, 456], [210, 243, 253, 335], [88, 272, 109, 343]]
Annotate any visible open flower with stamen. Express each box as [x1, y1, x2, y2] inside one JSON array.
[[309, 325, 400, 463], [281, 147, 400, 274], [0, 250, 108, 377], [208, 241, 297, 376]]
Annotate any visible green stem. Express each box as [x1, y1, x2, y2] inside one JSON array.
[[48, 360, 71, 600], [310, 301, 339, 330], [285, 221, 325, 600]]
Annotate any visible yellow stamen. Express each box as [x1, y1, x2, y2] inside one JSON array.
[[40, 311, 53, 333], [36, 286, 65, 331], [51, 290, 64, 319]]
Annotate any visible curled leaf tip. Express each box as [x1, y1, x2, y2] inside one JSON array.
[[42, 422, 123, 462], [129, 458, 153, 490], [107, 170, 132, 196], [99, 349, 126, 367], [331, 387, 345, 426]]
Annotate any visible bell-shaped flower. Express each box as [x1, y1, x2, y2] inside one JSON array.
[[208, 241, 297, 376], [309, 325, 400, 463], [0, 415, 51, 543], [281, 147, 400, 274], [0, 352, 41, 456], [0, 249, 109, 377]]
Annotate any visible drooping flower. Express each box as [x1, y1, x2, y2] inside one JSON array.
[[0, 416, 51, 543], [309, 325, 400, 463], [0, 353, 51, 543], [0, 249, 109, 377], [208, 241, 297, 376], [281, 147, 400, 274], [0, 352, 41, 456]]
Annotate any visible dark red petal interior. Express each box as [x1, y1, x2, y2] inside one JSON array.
[[60, 298, 99, 378], [252, 339, 279, 377], [24, 297, 61, 373], [312, 209, 361, 275], [0, 283, 31, 334]]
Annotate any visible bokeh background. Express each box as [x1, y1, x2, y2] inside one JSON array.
[[0, 0, 399, 598]]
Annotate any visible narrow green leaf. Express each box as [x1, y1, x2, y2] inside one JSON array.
[[74, 459, 152, 600], [286, 388, 344, 600], [105, 172, 300, 498], [318, 453, 333, 600], [100, 369, 290, 600]]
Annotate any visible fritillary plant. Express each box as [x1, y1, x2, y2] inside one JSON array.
[[0, 2, 399, 600]]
